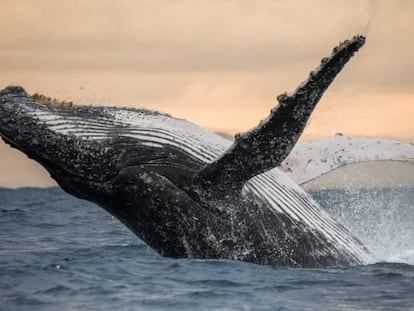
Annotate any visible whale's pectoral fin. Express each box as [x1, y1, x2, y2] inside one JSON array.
[[192, 35, 366, 195]]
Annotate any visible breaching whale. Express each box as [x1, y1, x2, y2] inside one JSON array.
[[0, 35, 370, 267]]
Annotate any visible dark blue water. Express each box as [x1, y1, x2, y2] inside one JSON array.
[[0, 187, 413, 311]]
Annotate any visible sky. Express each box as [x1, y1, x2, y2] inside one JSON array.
[[0, 0, 413, 187]]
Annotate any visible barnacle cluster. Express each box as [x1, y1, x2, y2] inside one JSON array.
[[31, 93, 74, 109]]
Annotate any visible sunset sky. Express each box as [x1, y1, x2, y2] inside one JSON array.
[[0, 0, 413, 187]]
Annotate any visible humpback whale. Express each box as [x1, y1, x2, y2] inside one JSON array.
[[0, 35, 370, 267]]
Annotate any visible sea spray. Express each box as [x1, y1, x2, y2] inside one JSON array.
[[310, 187, 414, 265], [362, 0, 380, 36]]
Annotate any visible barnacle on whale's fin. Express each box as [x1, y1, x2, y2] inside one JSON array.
[[192, 35, 366, 195]]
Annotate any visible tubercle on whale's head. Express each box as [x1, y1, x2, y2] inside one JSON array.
[[31, 92, 74, 110]]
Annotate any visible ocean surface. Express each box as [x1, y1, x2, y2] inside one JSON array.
[[0, 187, 413, 311]]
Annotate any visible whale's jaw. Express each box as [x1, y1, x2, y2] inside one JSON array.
[[0, 36, 370, 267]]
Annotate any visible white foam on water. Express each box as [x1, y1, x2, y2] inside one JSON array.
[[312, 188, 414, 266], [387, 249, 414, 266]]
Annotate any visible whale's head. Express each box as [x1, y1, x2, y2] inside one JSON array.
[[0, 86, 232, 257], [0, 87, 117, 195], [0, 86, 217, 201]]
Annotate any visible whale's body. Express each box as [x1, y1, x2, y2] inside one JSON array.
[[0, 36, 370, 267]]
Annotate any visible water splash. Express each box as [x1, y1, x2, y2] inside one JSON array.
[[311, 188, 414, 265], [362, 0, 380, 36]]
